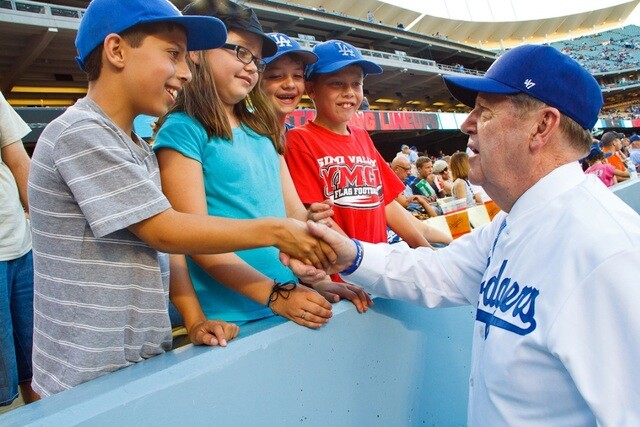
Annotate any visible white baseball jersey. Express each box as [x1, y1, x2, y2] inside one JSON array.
[[347, 162, 640, 426]]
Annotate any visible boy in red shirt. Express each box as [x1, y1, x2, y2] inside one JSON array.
[[285, 40, 428, 248]]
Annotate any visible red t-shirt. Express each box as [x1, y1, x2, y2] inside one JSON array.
[[285, 121, 404, 244]]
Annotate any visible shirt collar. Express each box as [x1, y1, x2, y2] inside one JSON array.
[[508, 161, 585, 220]]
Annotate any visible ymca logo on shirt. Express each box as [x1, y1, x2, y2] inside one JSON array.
[[316, 155, 383, 208], [476, 259, 539, 338]]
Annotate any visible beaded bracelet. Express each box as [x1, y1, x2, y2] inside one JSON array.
[[266, 280, 297, 315], [340, 238, 363, 276]]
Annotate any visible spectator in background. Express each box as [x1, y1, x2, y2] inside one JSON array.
[[367, 10, 375, 23], [397, 144, 411, 160], [600, 131, 630, 182], [433, 159, 453, 197], [411, 156, 439, 204], [629, 134, 640, 171], [584, 143, 617, 187], [391, 156, 438, 218], [0, 91, 39, 407], [450, 151, 483, 206], [408, 145, 419, 163]]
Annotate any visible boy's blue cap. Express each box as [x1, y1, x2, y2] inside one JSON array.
[[305, 40, 383, 79], [183, 0, 277, 57], [443, 44, 603, 130], [75, 0, 226, 71], [263, 33, 318, 66]]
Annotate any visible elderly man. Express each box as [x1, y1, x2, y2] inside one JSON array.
[[390, 156, 438, 218], [600, 131, 630, 182], [290, 45, 640, 425]]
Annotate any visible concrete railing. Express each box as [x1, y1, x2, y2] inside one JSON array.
[[0, 299, 475, 426], [612, 177, 640, 213]]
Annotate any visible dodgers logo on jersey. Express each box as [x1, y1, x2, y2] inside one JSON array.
[[272, 34, 292, 48], [336, 42, 356, 57], [476, 259, 539, 338]]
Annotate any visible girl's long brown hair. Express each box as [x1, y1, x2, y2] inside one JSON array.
[[156, 47, 283, 153]]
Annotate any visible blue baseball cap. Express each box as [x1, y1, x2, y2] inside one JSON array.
[[305, 40, 383, 79], [263, 33, 318, 66], [183, 0, 277, 57], [75, 0, 227, 71], [443, 44, 603, 130]]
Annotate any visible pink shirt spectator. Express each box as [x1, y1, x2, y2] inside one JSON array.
[[585, 162, 617, 187]]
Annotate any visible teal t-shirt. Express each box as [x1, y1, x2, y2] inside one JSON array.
[[153, 112, 296, 323]]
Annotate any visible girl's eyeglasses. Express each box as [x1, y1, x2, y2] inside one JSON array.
[[222, 43, 266, 72]]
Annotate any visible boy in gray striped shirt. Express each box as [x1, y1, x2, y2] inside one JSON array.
[[28, 0, 334, 397]]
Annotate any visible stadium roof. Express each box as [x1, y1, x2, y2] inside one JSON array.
[[288, 0, 640, 49]]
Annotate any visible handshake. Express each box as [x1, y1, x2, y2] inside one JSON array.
[[275, 199, 358, 283], [280, 220, 359, 283]]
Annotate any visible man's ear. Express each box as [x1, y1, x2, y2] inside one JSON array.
[[102, 33, 126, 70], [530, 107, 561, 150]]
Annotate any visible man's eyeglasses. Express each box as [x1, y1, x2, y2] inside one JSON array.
[[222, 43, 265, 72]]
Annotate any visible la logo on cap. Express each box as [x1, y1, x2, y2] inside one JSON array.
[[272, 34, 292, 48], [337, 42, 356, 57], [524, 79, 535, 89]]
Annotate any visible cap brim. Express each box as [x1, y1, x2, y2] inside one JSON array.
[[256, 33, 278, 57], [443, 74, 520, 108], [312, 59, 383, 76], [264, 49, 318, 65], [156, 15, 227, 51]]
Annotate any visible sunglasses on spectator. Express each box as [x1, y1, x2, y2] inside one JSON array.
[[222, 43, 266, 72]]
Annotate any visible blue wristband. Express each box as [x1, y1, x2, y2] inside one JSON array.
[[340, 238, 363, 276]]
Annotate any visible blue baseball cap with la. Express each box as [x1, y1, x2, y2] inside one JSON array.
[[263, 33, 318, 66], [305, 40, 383, 79], [75, 0, 227, 71], [442, 44, 603, 130]]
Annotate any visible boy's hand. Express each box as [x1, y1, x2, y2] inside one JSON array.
[[307, 279, 373, 313], [275, 218, 337, 270], [307, 199, 335, 226], [188, 319, 239, 347]]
